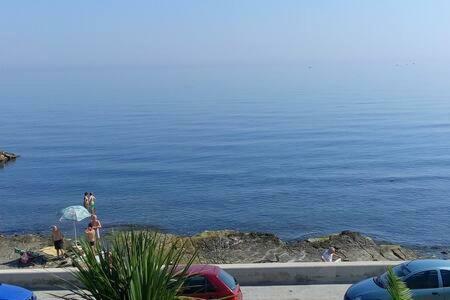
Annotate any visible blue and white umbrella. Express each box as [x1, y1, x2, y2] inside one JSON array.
[[60, 205, 91, 244]]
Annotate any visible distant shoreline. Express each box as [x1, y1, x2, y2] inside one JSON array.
[[0, 224, 448, 250]]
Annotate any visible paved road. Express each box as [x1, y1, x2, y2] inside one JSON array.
[[242, 285, 350, 300], [34, 285, 350, 300]]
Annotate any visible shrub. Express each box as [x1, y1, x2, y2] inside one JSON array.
[[65, 231, 197, 300]]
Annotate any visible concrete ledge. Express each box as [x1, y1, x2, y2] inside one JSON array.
[[0, 261, 402, 289], [0, 268, 78, 290], [220, 261, 400, 286]]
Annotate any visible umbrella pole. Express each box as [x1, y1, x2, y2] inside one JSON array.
[[74, 221, 77, 246]]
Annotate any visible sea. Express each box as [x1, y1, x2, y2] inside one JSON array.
[[1, 64, 450, 247]]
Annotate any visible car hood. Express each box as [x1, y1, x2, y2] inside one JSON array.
[[345, 277, 389, 300], [0, 283, 33, 300]]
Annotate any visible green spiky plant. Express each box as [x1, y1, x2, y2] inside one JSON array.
[[386, 266, 413, 300], [62, 231, 198, 300]]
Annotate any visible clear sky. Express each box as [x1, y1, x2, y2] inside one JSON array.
[[1, 1, 450, 69]]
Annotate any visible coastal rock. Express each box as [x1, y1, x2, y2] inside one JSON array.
[[0, 230, 419, 269], [0, 234, 50, 269], [191, 230, 417, 264], [0, 151, 18, 164], [290, 231, 417, 262], [191, 230, 290, 263]]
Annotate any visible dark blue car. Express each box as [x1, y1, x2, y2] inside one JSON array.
[[0, 283, 36, 300]]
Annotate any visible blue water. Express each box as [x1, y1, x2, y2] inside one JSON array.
[[1, 64, 450, 246]]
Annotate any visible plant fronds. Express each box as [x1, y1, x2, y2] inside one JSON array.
[[62, 230, 197, 300], [386, 266, 412, 300]]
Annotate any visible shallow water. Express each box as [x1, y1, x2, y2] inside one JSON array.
[[1, 64, 450, 246]]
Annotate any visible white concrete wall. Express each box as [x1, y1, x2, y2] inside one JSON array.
[[0, 261, 401, 289], [220, 261, 400, 286], [0, 268, 78, 290]]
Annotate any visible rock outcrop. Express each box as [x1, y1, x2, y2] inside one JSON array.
[[0, 234, 50, 268], [0, 151, 18, 164], [191, 230, 417, 264], [0, 230, 419, 269]]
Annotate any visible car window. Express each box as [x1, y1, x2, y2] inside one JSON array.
[[441, 269, 450, 287], [405, 270, 439, 289], [378, 264, 411, 288], [183, 276, 215, 294], [394, 264, 411, 277], [219, 270, 237, 291]]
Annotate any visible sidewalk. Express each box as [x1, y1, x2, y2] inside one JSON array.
[[34, 285, 351, 300]]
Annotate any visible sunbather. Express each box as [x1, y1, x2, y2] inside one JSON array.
[[51, 225, 64, 258]]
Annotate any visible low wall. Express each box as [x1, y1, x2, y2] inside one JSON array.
[[220, 261, 399, 286], [0, 261, 401, 289], [0, 268, 79, 290]]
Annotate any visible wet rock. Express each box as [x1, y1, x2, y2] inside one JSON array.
[[0, 151, 18, 165]]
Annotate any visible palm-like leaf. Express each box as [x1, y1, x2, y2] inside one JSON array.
[[64, 231, 197, 300], [386, 266, 413, 300]]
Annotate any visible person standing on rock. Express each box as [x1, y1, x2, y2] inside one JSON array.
[[83, 192, 90, 209], [85, 225, 96, 248], [51, 225, 65, 259], [321, 247, 341, 262], [88, 192, 96, 214], [89, 214, 102, 239]]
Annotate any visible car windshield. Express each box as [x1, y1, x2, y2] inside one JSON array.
[[219, 270, 237, 291], [375, 264, 411, 288]]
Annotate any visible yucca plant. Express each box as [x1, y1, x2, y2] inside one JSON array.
[[62, 230, 197, 300], [386, 266, 413, 300]]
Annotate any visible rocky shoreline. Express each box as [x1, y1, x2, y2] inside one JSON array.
[[0, 230, 428, 269], [189, 230, 418, 263]]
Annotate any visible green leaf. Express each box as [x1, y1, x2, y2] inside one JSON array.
[[61, 230, 198, 300], [386, 266, 413, 300]]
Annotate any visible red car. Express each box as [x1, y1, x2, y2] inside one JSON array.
[[179, 264, 243, 300]]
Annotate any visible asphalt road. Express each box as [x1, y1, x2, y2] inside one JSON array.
[[34, 284, 351, 300]]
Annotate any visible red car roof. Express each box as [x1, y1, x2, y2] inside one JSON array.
[[187, 264, 221, 276]]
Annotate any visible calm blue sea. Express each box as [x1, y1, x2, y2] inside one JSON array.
[[1, 64, 450, 246]]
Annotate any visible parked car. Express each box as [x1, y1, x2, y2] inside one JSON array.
[[0, 283, 36, 300], [179, 264, 243, 300], [344, 259, 450, 300]]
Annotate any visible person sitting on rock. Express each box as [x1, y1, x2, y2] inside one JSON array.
[[321, 247, 341, 262]]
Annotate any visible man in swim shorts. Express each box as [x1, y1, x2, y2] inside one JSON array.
[[51, 225, 64, 258], [85, 225, 96, 248]]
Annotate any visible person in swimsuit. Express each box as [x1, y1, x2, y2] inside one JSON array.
[[51, 225, 64, 258], [89, 214, 102, 239], [89, 193, 96, 214], [85, 225, 96, 248], [83, 192, 89, 209]]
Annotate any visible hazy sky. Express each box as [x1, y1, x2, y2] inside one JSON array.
[[1, 1, 450, 68]]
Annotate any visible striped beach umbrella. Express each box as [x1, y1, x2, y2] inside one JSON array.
[[60, 205, 91, 244]]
